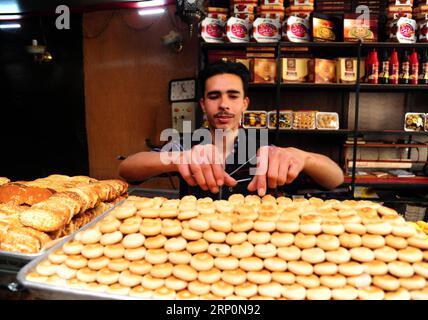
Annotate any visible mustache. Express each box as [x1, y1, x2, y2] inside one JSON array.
[[214, 112, 235, 118]]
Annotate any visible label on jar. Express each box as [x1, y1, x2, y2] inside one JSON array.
[[410, 63, 419, 84], [419, 62, 428, 82], [367, 63, 379, 84], [201, 17, 225, 43], [419, 20, 428, 42], [379, 61, 390, 82], [400, 61, 410, 82], [390, 18, 417, 43], [390, 64, 399, 83], [226, 17, 250, 43], [283, 16, 310, 42], [252, 18, 281, 42]]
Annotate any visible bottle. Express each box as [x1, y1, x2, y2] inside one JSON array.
[[409, 50, 419, 85], [366, 49, 379, 84], [400, 50, 410, 84], [419, 49, 428, 84], [389, 48, 399, 85], [379, 50, 389, 84]]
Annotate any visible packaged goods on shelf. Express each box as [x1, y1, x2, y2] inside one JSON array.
[[234, 13, 256, 23], [389, 0, 414, 6], [243, 110, 268, 128], [233, 3, 257, 14], [285, 6, 313, 20], [389, 17, 417, 43], [226, 17, 251, 42], [314, 58, 336, 84], [252, 18, 282, 42], [343, 14, 378, 42], [207, 7, 229, 22], [336, 57, 358, 83], [290, 0, 314, 5], [292, 111, 317, 129], [282, 16, 310, 42], [316, 112, 339, 130], [282, 57, 311, 82], [268, 110, 293, 129], [418, 19, 428, 42], [23, 196, 428, 300], [257, 5, 286, 21], [200, 17, 225, 43], [260, 0, 285, 5], [312, 13, 342, 42], [404, 112, 426, 131], [253, 58, 277, 83]]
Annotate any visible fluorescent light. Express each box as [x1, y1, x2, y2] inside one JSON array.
[[137, 0, 166, 8], [0, 1, 20, 14], [0, 14, 21, 20], [0, 23, 21, 29], [138, 8, 165, 16]]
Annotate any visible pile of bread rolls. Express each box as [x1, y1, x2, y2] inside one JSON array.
[[26, 195, 428, 300], [0, 175, 128, 254]]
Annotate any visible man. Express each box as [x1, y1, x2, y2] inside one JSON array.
[[119, 61, 344, 197]]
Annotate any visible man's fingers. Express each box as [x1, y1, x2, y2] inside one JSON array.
[[211, 163, 225, 187], [286, 161, 300, 184], [190, 163, 208, 191], [201, 164, 219, 193], [277, 156, 290, 186], [256, 174, 267, 197], [267, 149, 280, 189], [247, 175, 258, 192], [223, 172, 237, 187], [177, 164, 197, 186]]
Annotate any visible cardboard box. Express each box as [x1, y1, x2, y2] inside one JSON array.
[[253, 58, 277, 83], [336, 57, 358, 83], [314, 58, 336, 83], [282, 58, 311, 82]]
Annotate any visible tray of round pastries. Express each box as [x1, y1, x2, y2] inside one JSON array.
[[18, 195, 428, 300], [0, 175, 128, 269]]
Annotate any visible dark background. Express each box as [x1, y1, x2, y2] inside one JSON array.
[[0, 14, 88, 181]]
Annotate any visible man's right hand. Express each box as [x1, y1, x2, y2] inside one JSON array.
[[175, 144, 237, 194]]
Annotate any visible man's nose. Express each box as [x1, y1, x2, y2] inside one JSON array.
[[218, 95, 230, 110]]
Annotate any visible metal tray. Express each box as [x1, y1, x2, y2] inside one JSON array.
[[16, 199, 144, 300]]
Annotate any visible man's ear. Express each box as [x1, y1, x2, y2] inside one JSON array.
[[242, 97, 250, 112], [200, 98, 206, 113]]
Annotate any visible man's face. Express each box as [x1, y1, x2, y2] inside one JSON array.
[[200, 73, 249, 131]]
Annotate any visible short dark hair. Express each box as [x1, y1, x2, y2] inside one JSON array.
[[198, 60, 250, 98]]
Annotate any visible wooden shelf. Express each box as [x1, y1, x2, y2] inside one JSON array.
[[344, 175, 428, 187], [344, 143, 428, 148], [247, 83, 428, 92], [354, 130, 428, 136]]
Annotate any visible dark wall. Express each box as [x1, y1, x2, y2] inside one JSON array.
[[0, 15, 88, 181]]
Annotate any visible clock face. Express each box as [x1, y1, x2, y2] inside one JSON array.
[[169, 78, 196, 102]]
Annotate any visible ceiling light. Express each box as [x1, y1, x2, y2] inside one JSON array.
[[137, 0, 166, 8], [138, 8, 165, 16], [0, 23, 21, 29], [0, 14, 21, 20]]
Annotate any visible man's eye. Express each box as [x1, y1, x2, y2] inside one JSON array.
[[229, 95, 239, 99], [208, 95, 219, 99]]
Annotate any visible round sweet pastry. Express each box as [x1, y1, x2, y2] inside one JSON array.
[[108, 258, 130, 272], [358, 286, 385, 300], [122, 233, 145, 249], [399, 275, 426, 290], [172, 264, 198, 282], [65, 255, 88, 270], [62, 240, 84, 255], [277, 246, 301, 261], [407, 236, 428, 250], [331, 286, 359, 300], [283, 284, 306, 300], [338, 262, 365, 276], [320, 274, 347, 289], [76, 268, 98, 283], [221, 269, 247, 286], [239, 257, 264, 272], [150, 262, 173, 279], [129, 260, 152, 275], [211, 281, 234, 297], [270, 232, 294, 247], [186, 239, 209, 254], [247, 270, 272, 284], [397, 247, 423, 263], [100, 231, 123, 246], [129, 286, 153, 298], [187, 281, 210, 296], [119, 219, 141, 235], [81, 244, 104, 259], [80, 228, 102, 245], [343, 223, 366, 235], [164, 237, 187, 252], [350, 247, 375, 262], [316, 234, 340, 251], [141, 274, 165, 290], [190, 253, 214, 271], [361, 234, 386, 249], [144, 235, 167, 249], [258, 282, 283, 299], [384, 235, 408, 250], [264, 257, 287, 272], [124, 247, 146, 261], [363, 260, 388, 276], [178, 210, 199, 221], [232, 219, 254, 232], [210, 219, 232, 233], [287, 261, 313, 276], [296, 275, 320, 289], [253, 220, 276, 232], [374, 246, 398, 262], [301, 248, 326, 264], [412, 262, 428, 278], [214, 256, 239, 271], [103, 244, 125, 259], [339, 233, 362, 248], [168, 251, 191, 265], [225, 232, 247, 245], [373, 275, 400, 291], [99, 217, 122, 234], [197, 268, 222, 284], [231, 242, 254, 258], [276, 220, 300, 233], [294, 233, 316, 249], [207, 243, 231, 257], [87, 256, 110, 271], [321, 221, 345, 235], [271, 272, 295, 285], [325, 247, 351, 264], [347, 273, 372, 288], [306, 286, 332, 300], [113, 204, 137, 220], [248, 231, 271, 245], [36, 261, 58, 276], [118, 270, 143, 287], [139, 219, 162, 236], [254, 243, 277, 258], [203, 230, 226, 243], [145, 249, 168, 265], [161, 219, 182, 236], [392, 223, 417, 238], [152, 286, 176, 300], [96, 268, 120, 285], [313, 262, 338, 276], [48, 249, 68, 264]]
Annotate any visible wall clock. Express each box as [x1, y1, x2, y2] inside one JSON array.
[[169, 78, 196, 102]]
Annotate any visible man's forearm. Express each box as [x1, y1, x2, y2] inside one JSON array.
[[118, 152, 177, 182], [303, 152, 344, 190]]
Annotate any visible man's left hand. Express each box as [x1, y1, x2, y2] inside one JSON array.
[[247, 146, 308, 196]]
